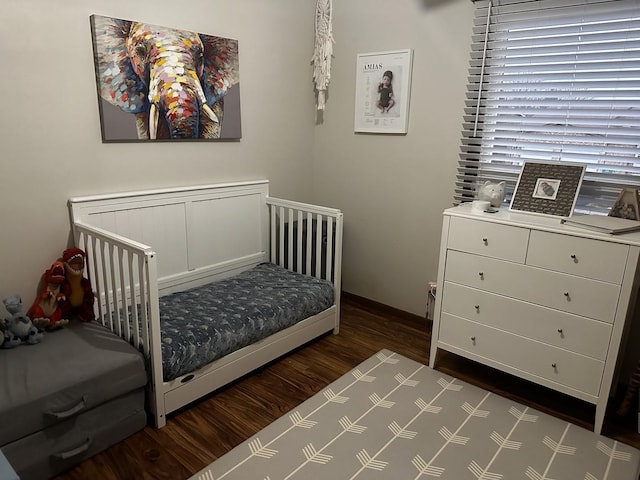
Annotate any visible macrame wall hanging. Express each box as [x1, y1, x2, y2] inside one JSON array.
[[311, 0, 334, 113]]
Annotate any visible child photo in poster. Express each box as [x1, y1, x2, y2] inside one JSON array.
[[376, 70, 398, 115]]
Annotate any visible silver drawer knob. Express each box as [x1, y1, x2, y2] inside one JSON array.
[[552, 363, 557, 369], [557, 328, 563, 334], [482, 237, 488, 245], [475, 304, 480, 311], [478, 272, 484, 279], [471, 336, 476, 343]]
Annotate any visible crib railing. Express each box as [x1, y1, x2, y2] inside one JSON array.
[[266, 197, 343, 298], [72, 220, 163, 420]]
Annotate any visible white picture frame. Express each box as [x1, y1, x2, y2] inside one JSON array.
[[354, 49, 413, 134]]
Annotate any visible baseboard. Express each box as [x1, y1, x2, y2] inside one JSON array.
[[341, 291, 430, 329]]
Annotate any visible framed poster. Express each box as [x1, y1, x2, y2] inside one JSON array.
[[354, 49, 413, 134], [509, 161, 585, 217]]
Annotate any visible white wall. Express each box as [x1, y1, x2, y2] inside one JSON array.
[[313, 0, 474, 315], [0, 0, 318, 304]]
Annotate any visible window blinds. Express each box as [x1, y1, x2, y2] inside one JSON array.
[[459, 0, 640, 213]]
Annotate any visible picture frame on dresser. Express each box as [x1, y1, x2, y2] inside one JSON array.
[[609, 188, 640, 221], [509, 161, 585, 217]]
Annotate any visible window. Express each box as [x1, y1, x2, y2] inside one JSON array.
[[458, 0, 640, 213]]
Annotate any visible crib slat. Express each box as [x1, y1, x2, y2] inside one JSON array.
[[88, 235, 105, 327], [114, 245, 125, 337], [296, 210, 303, 274], [136, 257, 147, 354], [326, 217, 334, 281], [109, 244, 121, 332], [306, 212, 313, 275], [278, 206, 285, 269], [124, 250, 135, 343], [101, 239, 115, 331], [315, 215, 323, 278], [270, 205, 277, 264], [287, 208, 294, 271]]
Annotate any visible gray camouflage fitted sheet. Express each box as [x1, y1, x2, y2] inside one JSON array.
[[159, 263, 334, 381]]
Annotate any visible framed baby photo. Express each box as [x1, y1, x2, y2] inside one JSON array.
[[354, 49, 413, 134], [509, 161, 585, 217]]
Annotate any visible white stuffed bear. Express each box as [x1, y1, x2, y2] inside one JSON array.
[[478, 181, 506, 208]]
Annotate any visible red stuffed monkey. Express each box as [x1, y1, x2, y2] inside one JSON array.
[[60, 248, 95, 322]]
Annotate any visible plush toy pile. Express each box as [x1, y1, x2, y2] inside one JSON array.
[[1, 247, 95, 349]]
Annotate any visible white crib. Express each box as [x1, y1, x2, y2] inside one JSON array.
[[68, 180, 343, 428]]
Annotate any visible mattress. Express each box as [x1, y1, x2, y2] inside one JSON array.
[[0, 321, 147, 446], [159, 262, 335, 381]]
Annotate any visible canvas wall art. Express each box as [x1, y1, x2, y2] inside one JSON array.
[[90, 14, 241, 142]]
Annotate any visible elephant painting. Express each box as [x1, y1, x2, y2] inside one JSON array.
[[90, 15, 240, 141]]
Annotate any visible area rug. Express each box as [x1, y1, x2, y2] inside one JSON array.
[[189, 350, 640, 480]]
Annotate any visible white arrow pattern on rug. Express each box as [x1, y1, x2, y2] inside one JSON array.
[[356, 449, 388, 471], [525, 467, 558, 480], [350, 377, 464, 480], [415, 397, 443, 414], [409, 391, 492, 480], [284, 358, 425, 480], [395, 373, 420, 387], [376, 351, 400, 364], [194, 469, 215, 480], [439, 426, 470, 445], [468, 405, 535, 480], [302, 443, 333, 464], [389, 421, 418, 439], [352, 368, 376, 382], [324, 388, 349, 403], [462, 402, 490, 418], [412, 455, 446, 477], [525, 421, 574, 480], [212, 352, 401, 479], [248, 439, 278, 459], [468, 461, 504, 480], [438, 377, 463, 391], [289, 411, 317, 429], [369, 392, 396, 408], [339, 416, 367, 434], [583, 440, 634, 480]]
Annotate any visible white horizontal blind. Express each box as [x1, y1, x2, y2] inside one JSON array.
[[459, 0, 640, 213]]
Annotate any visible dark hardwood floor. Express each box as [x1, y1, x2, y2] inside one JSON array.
[[54, 293, 640, 480]]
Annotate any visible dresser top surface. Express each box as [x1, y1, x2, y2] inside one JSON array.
[[444, 204, 640, 247]]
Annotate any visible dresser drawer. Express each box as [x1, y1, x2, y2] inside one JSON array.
[[444, 250, 620, 322], [527, 230, 628, 283], [441, 282, 612, 360], [439, 313, 605, 397], [447, 217, 529, 263]]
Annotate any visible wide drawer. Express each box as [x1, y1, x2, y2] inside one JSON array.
[[441, 282, 612, 360], [447, 217, 529, 263], [439, 313, 605, 397], [527, 230, 628, 283], [444, 250, 620, 322]]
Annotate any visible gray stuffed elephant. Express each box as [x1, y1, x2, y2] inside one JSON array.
[[90, 15, 239, 140]]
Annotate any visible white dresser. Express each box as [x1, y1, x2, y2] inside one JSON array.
[[430, 204, 640, 433]]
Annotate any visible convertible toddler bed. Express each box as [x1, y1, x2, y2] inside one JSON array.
[[68, 180, 343, 428]]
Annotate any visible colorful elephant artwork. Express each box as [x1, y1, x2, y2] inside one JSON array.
[[90, 15, 241, 141]]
